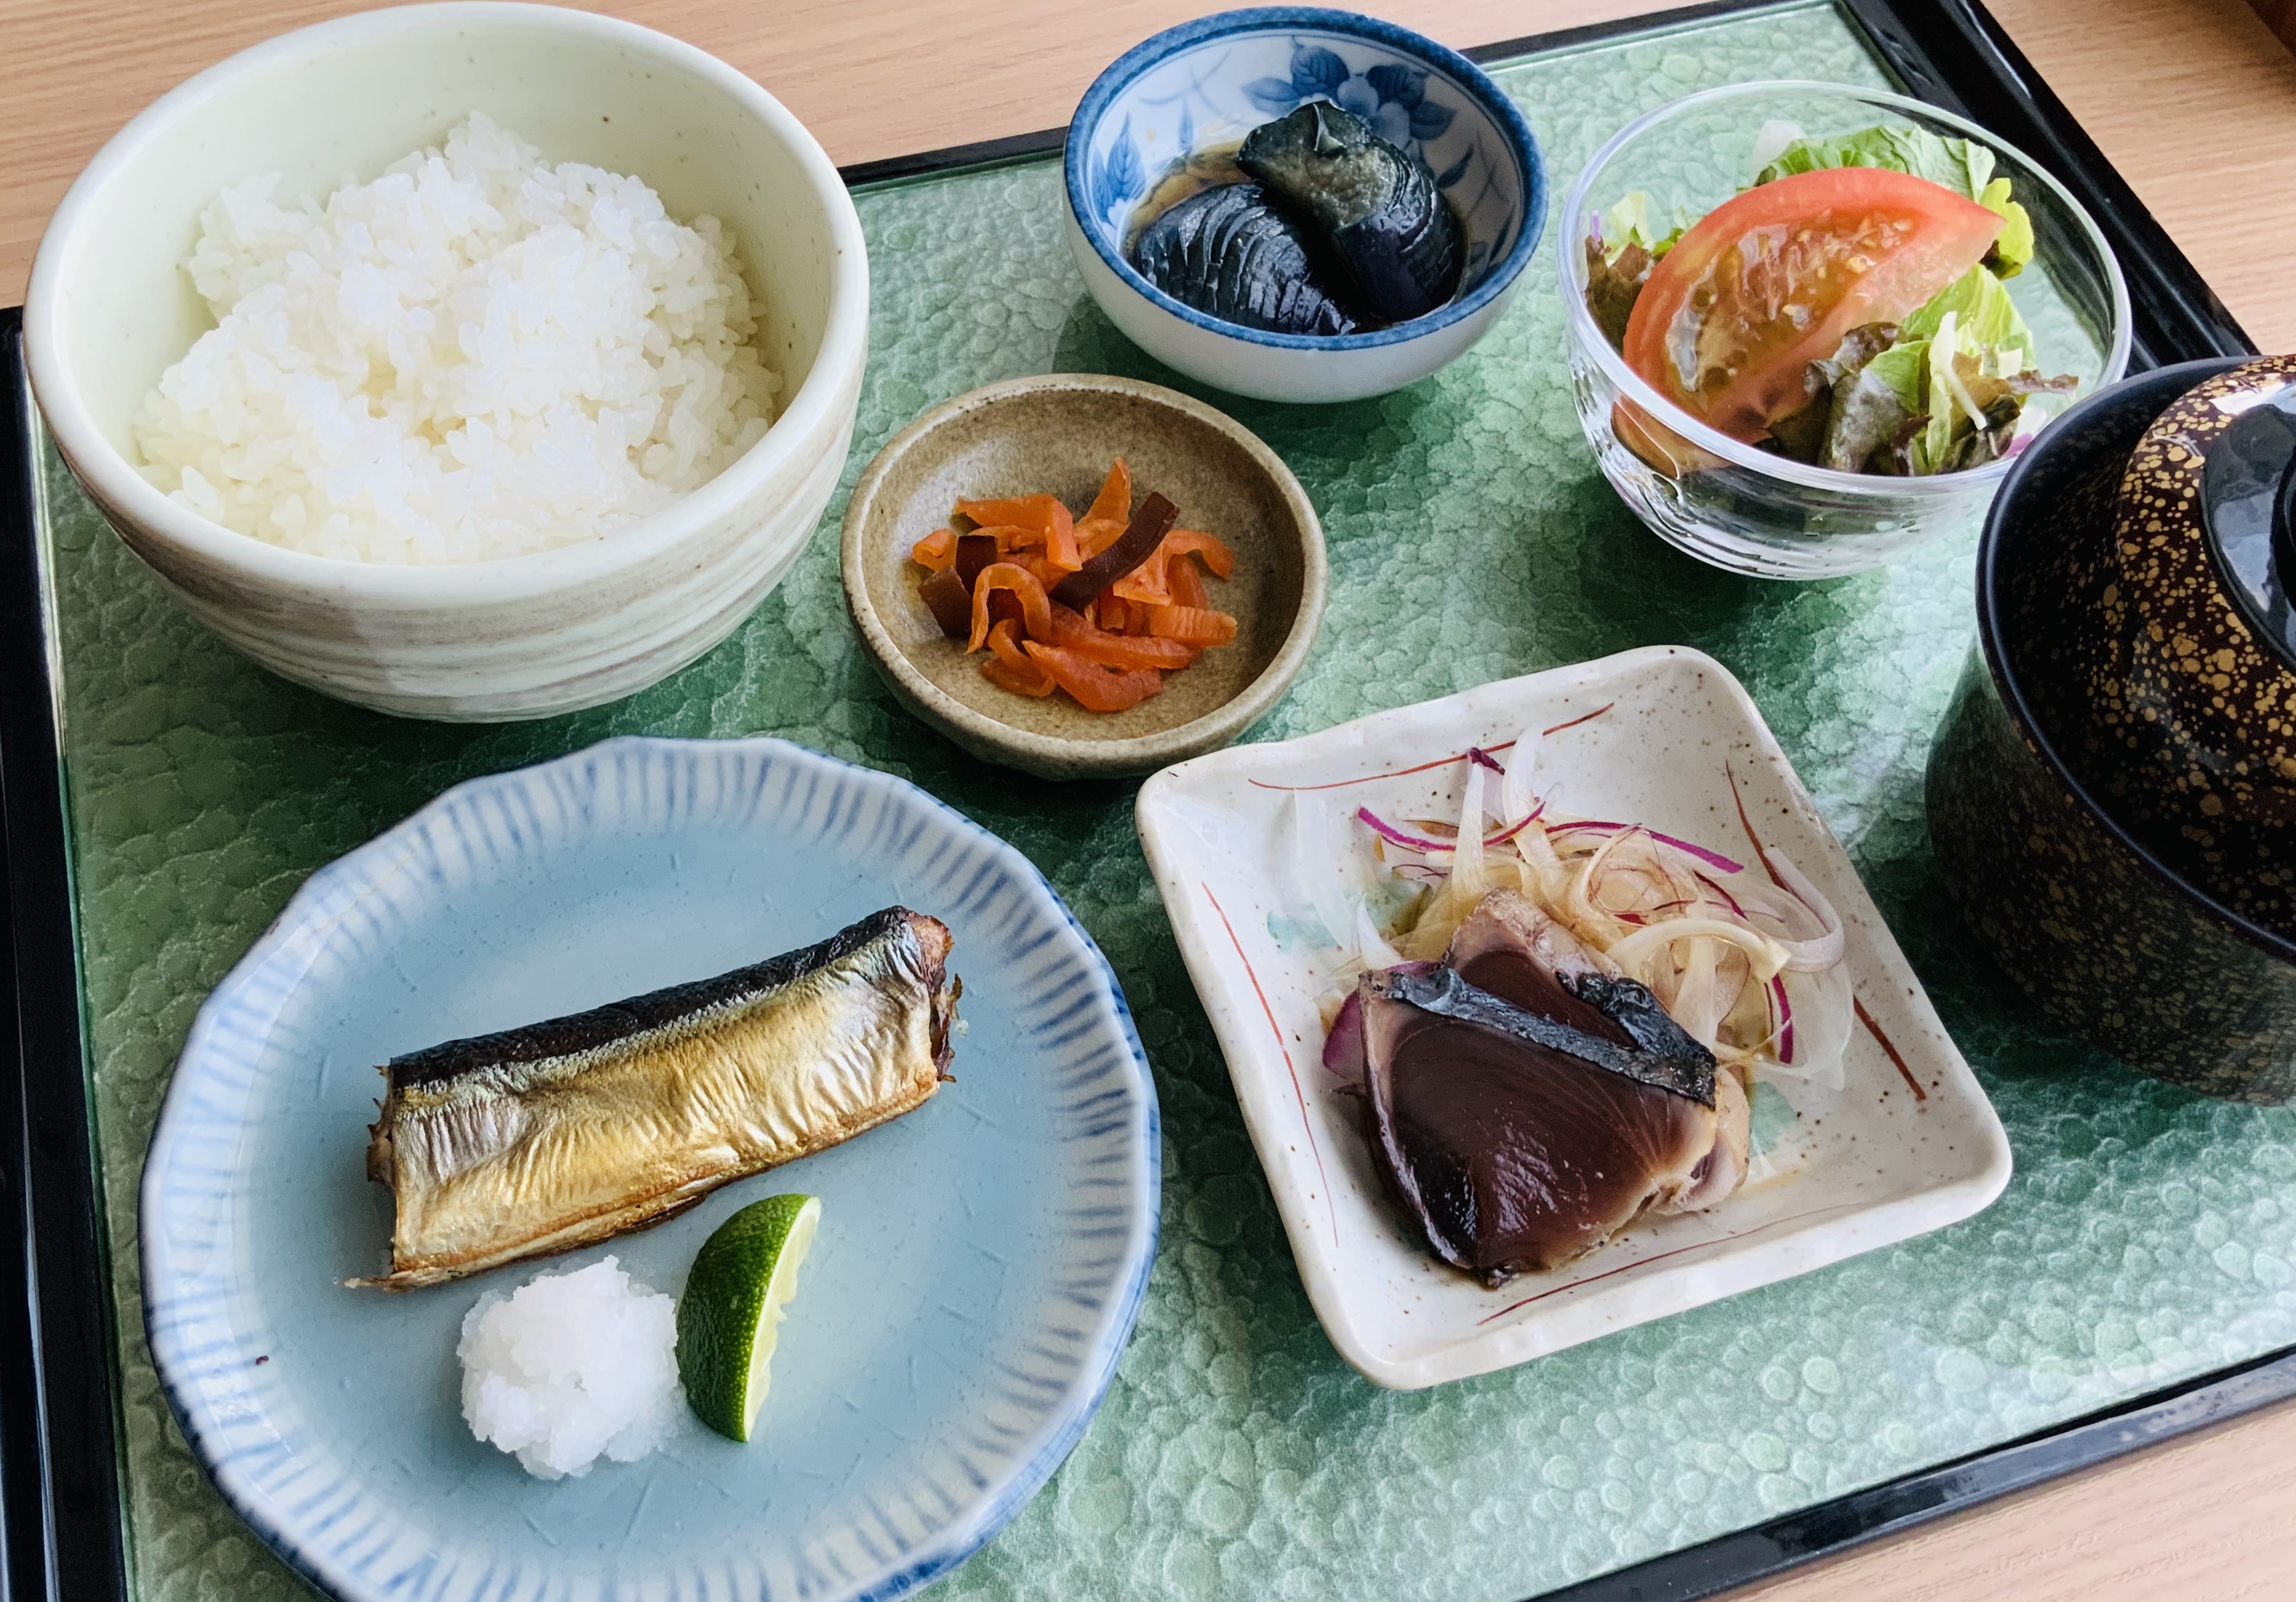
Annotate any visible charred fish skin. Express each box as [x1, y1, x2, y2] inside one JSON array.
[[1235, 101, 1463, 326], [1358, 968, 1716, 1284], [361, 907, 957, 1290], [1374, 965, 1714, 1105]]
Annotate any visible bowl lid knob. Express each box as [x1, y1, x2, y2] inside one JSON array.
[[2202, 381, 2296, 671]]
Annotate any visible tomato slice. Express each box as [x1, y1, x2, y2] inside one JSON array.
[[1620, 167, 2003, 443]]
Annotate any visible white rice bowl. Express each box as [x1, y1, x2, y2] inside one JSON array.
[[457, 1255, 681, 1480], [134, 112, 781, 565]]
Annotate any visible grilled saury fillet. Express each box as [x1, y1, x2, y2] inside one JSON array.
[[359, 907, 958, 1288]]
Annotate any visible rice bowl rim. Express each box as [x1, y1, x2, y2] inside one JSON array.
[[23, 1, 871, 604]]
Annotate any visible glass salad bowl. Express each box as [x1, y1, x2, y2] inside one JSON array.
[[1558, 81, 2131, 579]]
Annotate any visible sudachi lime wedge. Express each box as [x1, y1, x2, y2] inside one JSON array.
[[677, 1193, 821, 1442]]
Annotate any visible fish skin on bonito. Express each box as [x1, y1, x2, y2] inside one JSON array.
[[1349, 893, 1750, 1284], [358, 907, 957, 1290]]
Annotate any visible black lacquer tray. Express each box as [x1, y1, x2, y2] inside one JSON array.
[[0, 2, 2279, 1600]]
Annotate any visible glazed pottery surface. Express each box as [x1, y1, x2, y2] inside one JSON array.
[[141, 737, 1158, 1601], [1141, 646, 2010, 1387], [1928, 356, 2296, 1102], [2100, 357, 2296, 925], [1062, 7, 1545, 403], [841, 374, 1326, 779], [24, 3, 870, 721]]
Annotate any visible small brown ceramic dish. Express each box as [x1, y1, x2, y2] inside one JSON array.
[[1927, 356, 2296, 1103], [841, 374, 1326, 779]]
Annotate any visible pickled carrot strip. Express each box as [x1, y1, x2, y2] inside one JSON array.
[[956, 494, 1058, 529], [1043, 501, 1080, 570], [967, 523, 1032, 553], [967, 562, 1052, 652], [956, 496, 1080, 571], [1111, 528, 1233, 603], [953, 462, 1235, 710], [1111, 555, 1172, 606], [1023, 640, 1163, 712], [1167, 549, 1212, 611], [910, 528, 956, 571], [1164, 528, 1233, 579], [1149, 606, 1238, 646], [985, 619, 1056, 695], [1044, 603, 1197, 669], [984, 655, 1058, 696], [988, 617, 1032, 668], [1083, 458, 1130, 528]]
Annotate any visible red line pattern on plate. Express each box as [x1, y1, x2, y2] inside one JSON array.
[[1474, 1202, 1865, 1325], [1726, 760, 1785, 890], [1727, 762, 1924, 1099], [1538, 702, 1615, 739], [1246, 703, 1616, 791], [1855, 997, 1927, 1101], [1202, 882, 1338, 1241]]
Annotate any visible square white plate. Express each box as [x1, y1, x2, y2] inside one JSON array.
[[1136, 646, 2011, 1389]]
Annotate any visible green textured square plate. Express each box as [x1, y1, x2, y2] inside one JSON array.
[[1138, 646, 2010, 1387]]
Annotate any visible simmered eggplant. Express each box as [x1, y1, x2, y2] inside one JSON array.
[[1236, 101, 1463, 325], [1133, 181, 1358, 336]]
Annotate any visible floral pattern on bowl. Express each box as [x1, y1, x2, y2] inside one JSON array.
[[1080, 23, 1519, 297]]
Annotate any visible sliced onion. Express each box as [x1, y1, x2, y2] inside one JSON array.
[[1356, 803, 1549, 856], [1697, 870, 1748, 918], [1767, 963, 1852, 1091], [1500, 722, 1541, 826], [1484, 800, 1548, 849], [1356, 808, 1458, 854], [1606, 917, 1789, 982], [1354, 902, 1403, 971], [1760, 848, 1846, 972], [1343, 766, 1851, 1089], [1452, 762, 1488, 896], [1669, 931, 1729, 1049], [1547, 821, 1745, 874], [1289, 791, 1354, 956]]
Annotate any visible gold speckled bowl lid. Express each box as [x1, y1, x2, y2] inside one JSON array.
[[2111, 355, 2296, 842]]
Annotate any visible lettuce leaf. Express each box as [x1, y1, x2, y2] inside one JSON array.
[[1915, 311, 1967, 476], [1602, 191, 1688, 261], [1900, 263, 2037, 374], [1978, 176, 2035, 277], [1584, 234, 1649, 347], [1820, 337, 1927, 472], [1755, 125, 1996, 196], [1584, 192, 1693, 347]]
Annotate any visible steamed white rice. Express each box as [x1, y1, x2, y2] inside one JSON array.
[[458, 1257, 680, 1480], [134, 113, 780, 564]]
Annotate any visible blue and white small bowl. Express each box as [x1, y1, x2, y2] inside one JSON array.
[[1064, 7, 1545, 404]]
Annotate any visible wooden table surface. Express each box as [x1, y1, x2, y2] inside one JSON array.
[[4, 0, 2295, 1597]]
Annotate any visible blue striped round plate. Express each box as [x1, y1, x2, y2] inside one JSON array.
[[141, 736, 1160, 1602]]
